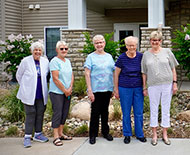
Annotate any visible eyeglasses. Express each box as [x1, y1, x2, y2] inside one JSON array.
[[94, 41, 104, 45], [126, 44, 136, 48], [151, 39, 161, 42], [60, 48, 68, 50]]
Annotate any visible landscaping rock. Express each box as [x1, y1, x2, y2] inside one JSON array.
[[70, 101, 91, 120], [176, 110, 190, 122]]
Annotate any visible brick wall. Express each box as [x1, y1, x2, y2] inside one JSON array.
[[61, 29, 94, 80]]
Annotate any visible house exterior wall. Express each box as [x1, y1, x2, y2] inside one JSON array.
[[22, 0, 68, 39], [87, 8, 148, 35], [4, 0, 22, 36], [166, 0, 190, 38]]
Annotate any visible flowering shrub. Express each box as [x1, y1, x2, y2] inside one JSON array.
[[172, 24, 190, 79], [0, 34, 33, 79]]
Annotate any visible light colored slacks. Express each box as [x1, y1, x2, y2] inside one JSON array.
[[148, 83, 172, 128]]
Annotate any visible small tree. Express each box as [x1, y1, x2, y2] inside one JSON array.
[[172, 24, 190, 79], [81, 32, 124, 60], [0, 34, 33, 79]]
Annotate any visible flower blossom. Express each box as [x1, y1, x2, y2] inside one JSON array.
[[16, 34, 24, 41], [185, 34, 190, 40], [0, 40, 6, 45], [184, 27, 188, 32], [26, 34, 33, 40], [8, 34, 16, 43], [7, 45, 15, 50]]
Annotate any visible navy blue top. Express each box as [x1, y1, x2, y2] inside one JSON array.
[[115, 52, 143, 88], [34, 60, 43, 99]]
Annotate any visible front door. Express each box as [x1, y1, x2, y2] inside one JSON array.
[[114, 23, 139, 52]]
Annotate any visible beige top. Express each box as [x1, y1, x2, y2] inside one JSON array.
[[141, 48, 179, 87]]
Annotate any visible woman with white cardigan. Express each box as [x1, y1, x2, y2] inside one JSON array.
[[16, 41, 49, 148]]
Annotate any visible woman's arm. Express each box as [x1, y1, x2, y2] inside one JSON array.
[[114, 67, 121, 99], [142, 73, 148, 96], [16, 60, 25, 84], [51, 70, 71, 97], [172, 68, 178, 94], [84, 68, 95, 102]]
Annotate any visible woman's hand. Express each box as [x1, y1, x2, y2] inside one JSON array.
[[114, 89, 120, 99], [173, 83, 178, 94], [88, 90, 95, 102], [143, 89, 148, 96]]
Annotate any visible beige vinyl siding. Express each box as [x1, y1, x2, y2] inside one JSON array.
[[0, 0, 2, 40], [5, 0, 22, 37], [22, 0, 68, 40], [87, 8, 148, 35]]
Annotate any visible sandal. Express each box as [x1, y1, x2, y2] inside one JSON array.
[[53, 138, 63, 146], [151, 139, 158, 146], [162, 138, 171, 145], [59, 135, 72, 140]]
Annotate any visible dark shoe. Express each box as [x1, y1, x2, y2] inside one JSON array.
[[103, 134, 113, 141], [124, 136, 130, 144], [137, 137, 147, 143], [89, 137, 96, 144]]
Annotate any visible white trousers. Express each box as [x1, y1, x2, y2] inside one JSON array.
[[148, 83, 172, 128]]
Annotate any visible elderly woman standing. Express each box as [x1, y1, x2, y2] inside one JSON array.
[[49, 41, 74, 146], [84, 35, 115, 145], [16, 41, 49, 148], [141, 30, 178, 146], [114, 36, 146, 144]]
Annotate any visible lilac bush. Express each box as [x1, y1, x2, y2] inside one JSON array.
[[0, 34, 33, 79]]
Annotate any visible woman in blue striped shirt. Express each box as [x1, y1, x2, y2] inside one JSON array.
[[114, 36, 146, 144]]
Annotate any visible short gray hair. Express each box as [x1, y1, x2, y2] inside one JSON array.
[[124, 36, 138, 45], [30, 41, 44, 53], [92, 35, 105, 44], [56, 41, 68, 49]]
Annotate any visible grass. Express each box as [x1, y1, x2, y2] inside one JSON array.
[[74, 124, 88, 135], [5, 126, 18, 136], [112, 99, 122, 120]]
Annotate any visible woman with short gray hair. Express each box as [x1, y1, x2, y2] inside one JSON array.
[[16, 41, 49, 148], [141, 29, 178, 146], [84, 34, 115, 145]]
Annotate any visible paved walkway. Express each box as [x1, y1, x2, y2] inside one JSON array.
[[0, 137, 190, 155], [178, 81, 190, 91]]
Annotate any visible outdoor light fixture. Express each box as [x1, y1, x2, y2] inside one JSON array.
[[28, 4, 34, 10], [35, 4, 40, 10]]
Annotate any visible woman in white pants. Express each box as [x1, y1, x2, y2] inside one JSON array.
[[141, 29, 178, 146]]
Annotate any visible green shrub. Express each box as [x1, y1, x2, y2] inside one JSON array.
[[74, 124, 88, 135], [112, 99, 122, 120], [143, 96, 150, 114], [73, 77, 87, 97], [5, 126, 18, 136], [3, 85, 25, 122], [172, 24, 190, 79], [80, 32, 124, 60], [167, 128, 173, 135], [0, 34, 33, 78], [63, 124, 69, 134], [44, 97, 53, 122]]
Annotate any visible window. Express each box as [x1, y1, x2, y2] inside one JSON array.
[[44, 26, 68, 60]]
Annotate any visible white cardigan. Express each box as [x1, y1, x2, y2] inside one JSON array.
[[16, 55, 49, 105]]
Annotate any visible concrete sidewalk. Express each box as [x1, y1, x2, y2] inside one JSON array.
[[179, 81, 190, 91], [0, 137, 190, 155]]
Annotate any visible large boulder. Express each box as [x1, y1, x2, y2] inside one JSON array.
[[70, 101, 91, 121], [176, 110, 190, 122], [70, 99, 119, 121]]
